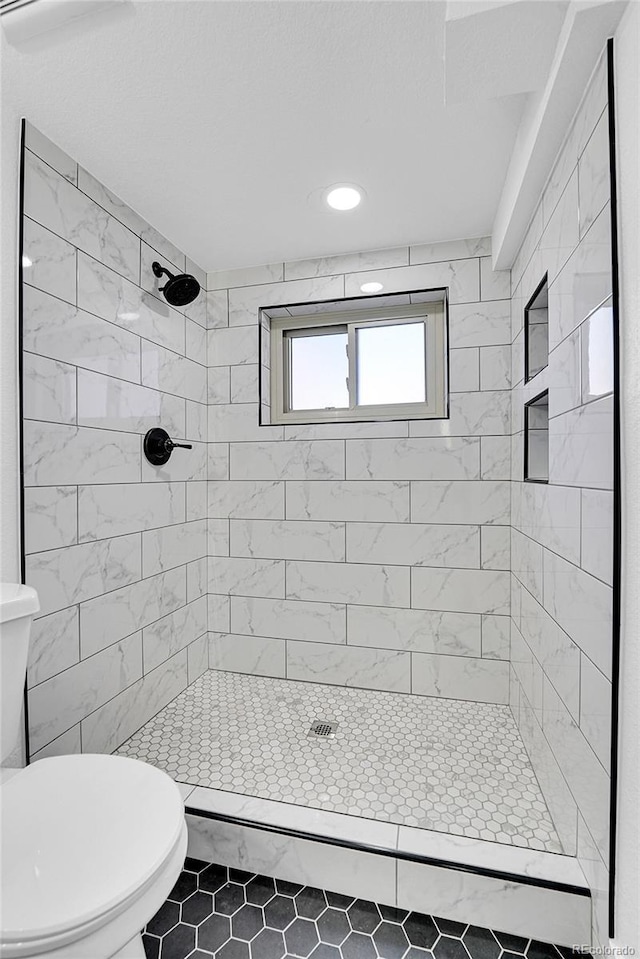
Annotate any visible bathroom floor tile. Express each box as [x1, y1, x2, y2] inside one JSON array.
[[117, 670, 561, 853], [142, 863, 572, 959]]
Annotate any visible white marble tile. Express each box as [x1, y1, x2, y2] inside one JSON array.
[[346, 522, 479, 569], [141, 341, 207, 404], [346, 437, 480, 481], [230, 364, 259, 404], [143, 596, 207, 672], [209, 480, 284, 520], [548, 328, 581, 418], [449, 300, 511, 348], [231, 596, 346, 644], [208, 594, 231, 633], [410, 236, 491, 264], [185, 317, 208, 362], [187, 634, 209, 684], [23, 352, 76, 425], [209, 404, 283, 442], [480, 436, 511, 480], [480, 525, 510, 570], [396, 859, 590, 945], [479, 345, 511, 391], [520, 587, 580, 720], [581, 488, 613, 585], [209, 632, 286, 677], [511, 528, 543, 601], [208, 518, 230, 556], [286, 480, 410, 523], [347, 606, 481, 656], [577, 814, 609, 949], [230, 440, 345, 481], [481, 614, 510, 659], [187, 556, 208, 603], [231, 519, 345, 563], [22, 216, 76, 304], [77, 368, 185, 436], [517, 482, 581, 567], [207, 262, 284, 290], [411, 567, 509, 615], [549, 395, 613, 489], [286, 561, 410, 608], [25, 125, 77, 182], [228, 275, 344, 326], [81, 649, 187, 753], [579, 655, 611, 773], [77, 482, 184, 543], [206, 290, 229, 329], [409, 391, 510, 438], [79, 566, 186, 658], [176, 782, 196, 802], [24, 486, 77, 554], [142, 519, 208, 577], [511, 202, 544, 295], [25, 533, 141, 617], [412, 653, 509, 703], [209, 444, 230, 481], [410, 480, 509, 525], [479, 256, 510, 301], [208, 366, 230, 404], [539, 170, 580, 284], [208, 325, 258, 367], [184, 289, 207, 331], [449, 347, 480, 392], [28, 632, 142, 753], [285, 247, 408, 281], [209, 556, 285, 598], [287, 640, 410, 692], [186, 816, 396, 906], [345, 259, 479, 304], [77, 252, 185, 355], [141, 440, 207, 484], [185, 401, 208, 443], [30, 725, 81, 762], [578, 109, 610, 239], [24, 151, 139, 282], [283, 421, 408, 441], [27, 605, 79, 688], [185, 481, 207, 521], [511, 622, 544, 721], [23, 285, 141, 383]]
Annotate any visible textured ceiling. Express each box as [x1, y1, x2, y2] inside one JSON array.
[[2, 0, 566, 271]]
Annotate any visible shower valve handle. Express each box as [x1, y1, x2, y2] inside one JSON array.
[[144, 427, 192, 466], [166, 439, 192, 451]]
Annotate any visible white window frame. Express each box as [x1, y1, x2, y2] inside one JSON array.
[[269, 301, 447, 425]]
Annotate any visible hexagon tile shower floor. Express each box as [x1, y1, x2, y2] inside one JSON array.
[[117, 670, 561, 852]]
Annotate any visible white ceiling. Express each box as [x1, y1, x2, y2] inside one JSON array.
[[1, 0, 578, 271]]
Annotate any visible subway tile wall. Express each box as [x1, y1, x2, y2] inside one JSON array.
[[508, 49, 613, 947], [206, 237, 513, 704], [21, 121, 209, 760]]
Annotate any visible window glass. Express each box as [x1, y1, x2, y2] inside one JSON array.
[[356, 322, 426, 406], [289, 329, 349, 410]]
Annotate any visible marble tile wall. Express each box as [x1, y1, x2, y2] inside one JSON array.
[[205, 236, 513, 704], [21, 122, 209, 760], [508, 49, 614, 946]]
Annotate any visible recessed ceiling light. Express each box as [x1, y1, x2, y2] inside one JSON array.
[[21, 255, 32, 268], [360, 282, 383, 294], [325, 185, 362, 211]]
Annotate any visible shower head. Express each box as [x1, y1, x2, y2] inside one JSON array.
[[152, 261, 201, 307]]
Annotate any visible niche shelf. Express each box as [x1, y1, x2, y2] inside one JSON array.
[[524, 274, 549, 382], [524, 390, 549, 483]]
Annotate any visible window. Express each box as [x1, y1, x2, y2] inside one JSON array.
[[268, 301, 447, 425]]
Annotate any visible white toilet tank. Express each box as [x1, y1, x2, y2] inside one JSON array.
[[0, 584, 39, 765]]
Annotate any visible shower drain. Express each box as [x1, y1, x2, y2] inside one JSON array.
[[308, 720, 339, 738]]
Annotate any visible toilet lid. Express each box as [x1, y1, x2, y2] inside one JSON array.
[[1, 754, 185, 945]]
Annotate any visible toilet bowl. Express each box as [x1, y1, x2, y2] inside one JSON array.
[[0, 585, 189, 958]]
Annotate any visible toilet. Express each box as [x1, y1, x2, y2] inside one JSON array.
[[0, 584, 189, 959]]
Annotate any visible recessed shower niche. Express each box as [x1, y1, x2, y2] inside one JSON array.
[[524, 274, 549, 382]]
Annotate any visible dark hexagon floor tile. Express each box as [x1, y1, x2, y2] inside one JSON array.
[[276, 879, 304, 897], [219, 939, 251, 959], [380, 906, 409, 924], [160, 922, 196, 959], [347, 901, 381, 934], [181, 890, 214, 926], [247, 875, 277, 906], [265, 895, 297, 931], [527, 943, 564, 959], [200, 863, 229, 894], [251, 927, 287, 959], [462, 927, 500, 959], [433, 937, 471, 959], [285, 917, 320, 957], [434, 918, 467, 938], [184, 857, 210, 874], [295, 887, 327, 920], [373, 920, 410, 959], [493, 932, 529, 953], [168, 872, 198, 903], [216, 883, 247, 916], [187, 953, 213, 959], [317, 908, 350, 946], [231, 869, 257, 885], [341, 931, 377, 959], [310, 946, 342, 959], [142, 934, 160, 959], [503, 953, 529, 959], [325, 892, 355, 909], [232, 904, 265, 941], [146, 900, 180, 937], [405, 949, 435, 959], [403, 914, 439, 950], [198, 912, 232, 954]]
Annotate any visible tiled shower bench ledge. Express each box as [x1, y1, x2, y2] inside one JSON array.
[[175, 783, 591, 947]]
